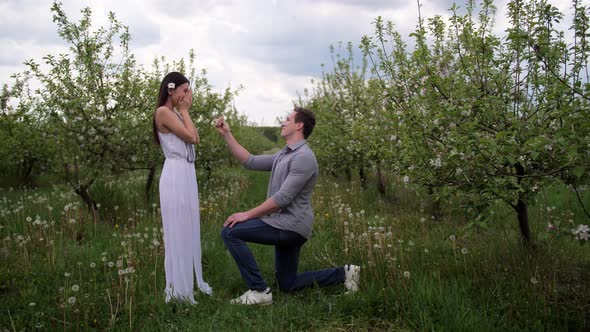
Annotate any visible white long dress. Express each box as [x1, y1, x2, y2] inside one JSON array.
[[158, 113, 212, 303]]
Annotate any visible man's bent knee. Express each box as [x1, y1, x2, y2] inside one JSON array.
[[220, 226, 232, 241]]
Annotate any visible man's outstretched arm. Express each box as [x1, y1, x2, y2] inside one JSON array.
[[214, 117, 250, 164]]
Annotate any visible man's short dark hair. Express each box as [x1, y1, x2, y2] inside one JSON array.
[[294, 107, 316, 139]]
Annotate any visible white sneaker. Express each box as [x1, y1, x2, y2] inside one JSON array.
[[344, 264, 360, 293], [230, 288, 273, 305]]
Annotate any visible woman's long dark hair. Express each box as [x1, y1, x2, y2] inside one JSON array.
[[153, 72, 190, 145]]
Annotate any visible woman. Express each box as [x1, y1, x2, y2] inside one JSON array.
[[153, 72, 212, 303]]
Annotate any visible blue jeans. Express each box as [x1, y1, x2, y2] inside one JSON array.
[[221, 218, 345, 292]]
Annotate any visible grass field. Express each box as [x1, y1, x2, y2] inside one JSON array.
[[1, 169, 589, 331]]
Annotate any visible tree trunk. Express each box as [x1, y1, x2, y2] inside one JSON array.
[[428, 185, 441, 221], [376, 164, 386, 195], [514, 198, 531, 245], [514, 162, 531, 245], [144, 165, 156, 202], [359, 167, 367, 189], [345, 168, 352, 182], [64, 162, 70, 183], [20, 159, 36, 187], [204, 163, 212, 181], [75, 184, 96, 212], [73, 174, 98, 224], [74, 162, 80, 184]]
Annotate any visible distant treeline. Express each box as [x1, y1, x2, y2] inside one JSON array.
[[256, 127, 282, 144]]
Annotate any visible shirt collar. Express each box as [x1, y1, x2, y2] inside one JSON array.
[[286, 139, 307, 151]]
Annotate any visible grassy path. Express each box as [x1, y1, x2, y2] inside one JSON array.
[[1, 170, 588, 331]]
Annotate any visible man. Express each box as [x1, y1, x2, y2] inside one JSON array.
[[214, 107, 360, 305]]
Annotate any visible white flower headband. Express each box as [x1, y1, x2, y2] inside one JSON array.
[[167, 82, 175, 89]]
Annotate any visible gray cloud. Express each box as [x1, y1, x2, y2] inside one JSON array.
[[151, 0, 235, 18], [301, 0, 406, 10], [0, 0, 62, 45], [124, 16, 161, 47], [0, 0, 516, 126], [191, 1, 377, 77]]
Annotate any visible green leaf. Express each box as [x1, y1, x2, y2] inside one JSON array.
[[572, 166, 585, 179]]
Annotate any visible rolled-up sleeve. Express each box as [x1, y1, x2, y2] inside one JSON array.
[[271, 153, 315, 208], [243, 153, 275, 171]]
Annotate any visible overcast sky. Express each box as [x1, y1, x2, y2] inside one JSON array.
[[0, 0, 575, 125]]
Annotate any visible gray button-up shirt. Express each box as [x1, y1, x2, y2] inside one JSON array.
[[243, 139, 318, 239]]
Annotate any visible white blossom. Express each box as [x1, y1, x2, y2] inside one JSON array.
[[572, 224, 589, 241]]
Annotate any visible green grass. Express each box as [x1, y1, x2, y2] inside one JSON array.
[[0, 169, 589, 331]]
